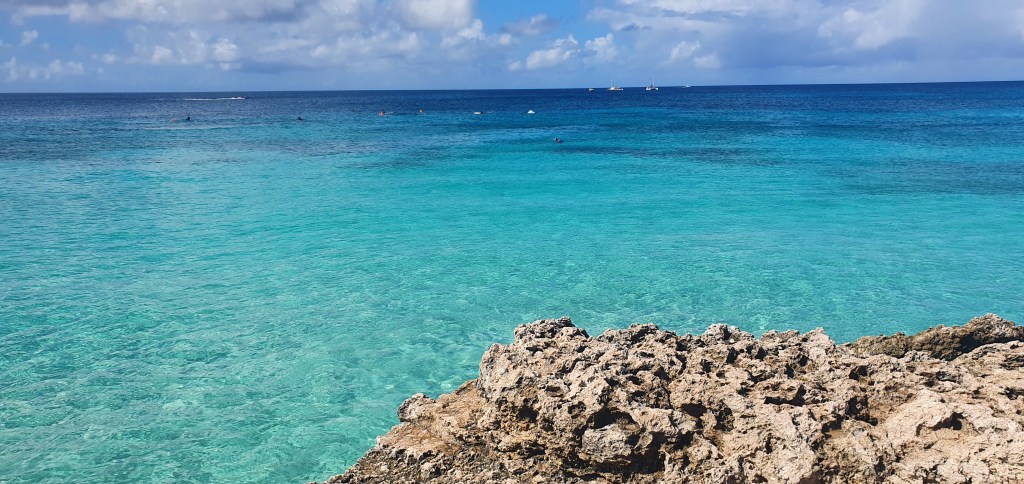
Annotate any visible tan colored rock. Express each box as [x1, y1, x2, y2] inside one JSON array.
[[846, 313, 1024, 360], [319, 315, 1024, 484]]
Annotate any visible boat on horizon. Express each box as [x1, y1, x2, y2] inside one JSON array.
[[608, 77, 624, 91], [646, 74, 659, 91]]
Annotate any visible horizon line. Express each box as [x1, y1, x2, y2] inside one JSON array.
[[2, 78, 1021, 95]]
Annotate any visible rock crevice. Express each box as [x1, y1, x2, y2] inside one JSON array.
[[320, 314, 1024, 483]]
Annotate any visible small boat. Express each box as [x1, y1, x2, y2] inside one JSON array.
[[608, 77, 623, 91], [588, 87, 594, 92], [473, 111, 484, 115], [646, 74, 659, 91], [526, 110, 536, 114]]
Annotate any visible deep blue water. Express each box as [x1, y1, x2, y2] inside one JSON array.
[[2, 82, 1023, 482]]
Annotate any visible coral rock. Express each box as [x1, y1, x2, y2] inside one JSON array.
[[320, 314, 1024, 483]]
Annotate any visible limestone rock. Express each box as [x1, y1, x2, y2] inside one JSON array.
[[846, 313, 1024, 360], [319, 314, 1024, 483]]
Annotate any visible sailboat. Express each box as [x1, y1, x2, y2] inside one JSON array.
[[608, 77, 624, 91], [646, 73, 659, 91]]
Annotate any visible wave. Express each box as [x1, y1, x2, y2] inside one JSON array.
[[183, 96, 247, 101]]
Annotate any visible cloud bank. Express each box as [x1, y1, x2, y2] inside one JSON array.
[[1, 0, 1022, 90]]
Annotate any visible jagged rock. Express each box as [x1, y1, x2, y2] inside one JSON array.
[[318, 314, 1024, 484], [846, 313, 1024, 360]]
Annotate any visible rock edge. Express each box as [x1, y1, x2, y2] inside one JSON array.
[[318, 314, 1024, 483]]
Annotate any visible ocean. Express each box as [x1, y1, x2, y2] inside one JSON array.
[[1, 83, 1023, 482]]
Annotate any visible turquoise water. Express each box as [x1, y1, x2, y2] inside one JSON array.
[[2, 83, 1023, 482]]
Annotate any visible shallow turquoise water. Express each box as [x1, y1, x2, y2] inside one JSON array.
[[1, 84, 1023, 482]]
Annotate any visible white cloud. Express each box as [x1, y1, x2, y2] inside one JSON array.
[[447, 19, 486, 44], [127, 29, 246, 69], [256, 37, 314, 55], [3, 56, 84, 82], [4, 0, 1023, 88], [8, 0, 495, 75], [694, 53, 721, 69], [14, 0, 310, 24], [513, 35, 579, 71], [212, 38, 240, 70], [396, 0, 475, 31], [90, 52, 120, 64], [669, 40, 700, 62], [150, 45, 172, 64], [178, 32, 209, 64], [438, 18, 519, 63], [47, 58, 85, 76], [442, 19, 489, 49], [587, 0, 1024, 77], [212, 39, 239, 62], [20, 30, 39, 47], [3, 57, 16, 82], [616, 0, 793, 16], [309, 29, 423, 63], [584, 33, 618, 64], [819, 0, 926, 50], [501, 14, 559, 36]]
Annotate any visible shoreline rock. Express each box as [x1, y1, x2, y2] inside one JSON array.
[[317, 314, 1024, 483]]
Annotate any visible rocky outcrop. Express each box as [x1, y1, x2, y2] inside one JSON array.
[[846, 313, 1024, 360], [318, 314, 1024, 483]]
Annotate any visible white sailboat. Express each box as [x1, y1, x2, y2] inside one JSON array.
[[608, 77, 623, 91], [646, 73, 659, 91]]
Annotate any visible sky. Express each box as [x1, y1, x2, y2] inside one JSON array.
[[1, 0, 1023, 92]]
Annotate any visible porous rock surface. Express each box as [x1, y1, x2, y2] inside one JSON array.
[[319, 314, 1024, 483]]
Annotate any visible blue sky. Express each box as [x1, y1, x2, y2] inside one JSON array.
[[2, 0, 1023, 92]]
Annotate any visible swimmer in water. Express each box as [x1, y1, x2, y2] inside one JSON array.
[[185, 116, 192, 122], [553, 137, 563, 143], [297, 116, 304, 121]]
